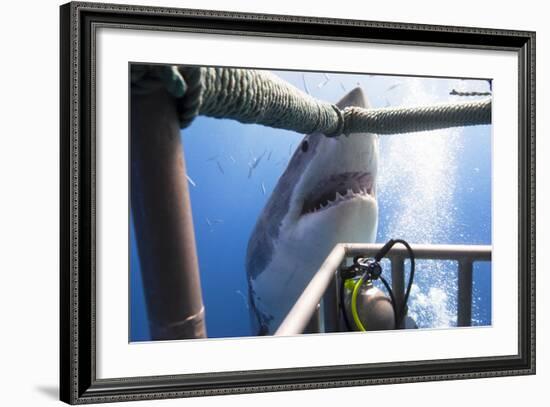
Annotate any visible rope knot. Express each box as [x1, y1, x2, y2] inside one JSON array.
[[324, 104, 345, 137], [176, 66, 204, 129]]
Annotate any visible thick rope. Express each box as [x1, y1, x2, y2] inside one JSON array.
[[133, 65, 492, 136], [178, 66, 341, 135], [450, 89, 492, 97], [131, 65, 187, 98], [341, 99, 490, 135]]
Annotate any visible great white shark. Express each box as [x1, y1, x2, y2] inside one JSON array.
[[246, 87, 379, 335]]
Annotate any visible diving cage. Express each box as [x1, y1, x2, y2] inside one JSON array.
[[275, 243, 491, 336]]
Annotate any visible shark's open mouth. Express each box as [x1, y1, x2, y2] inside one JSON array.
[[301, 172, 374, 215]]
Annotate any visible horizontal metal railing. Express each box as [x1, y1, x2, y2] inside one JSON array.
[[274, 243, 491, 336]]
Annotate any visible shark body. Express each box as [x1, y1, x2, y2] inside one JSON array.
[[246, 87, 379, 335]]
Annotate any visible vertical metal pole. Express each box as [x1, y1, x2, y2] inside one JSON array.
[[304, 304, 321, 334], [337, 260, 348, 332], [322, 274, 339, 333], [131, 83, 206, 340], [391, 257, 405, 328], [457, 260, 473, 327]]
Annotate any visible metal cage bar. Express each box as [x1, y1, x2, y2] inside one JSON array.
[[131, 84, 207, 340], [457, 260, 474, 326], [390, 257, 405, 327], [275, 243, 491, 336]]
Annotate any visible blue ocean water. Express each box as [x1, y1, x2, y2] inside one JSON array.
[[130, 70, 492, 341]]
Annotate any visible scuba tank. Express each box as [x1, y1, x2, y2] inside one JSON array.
[[342, 278, 394, 331], [339, 239, 417, 332]]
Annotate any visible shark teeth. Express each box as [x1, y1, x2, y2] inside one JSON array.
[[310, 188, 369, 214], [301, 172, 374, 215]]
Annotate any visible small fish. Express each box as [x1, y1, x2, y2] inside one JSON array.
[[261, 182, 266, 196], [267, 150, 272, 161], [318, 73, 330, 89], [216, 160, 225, 174], [340, 82, 347, 92], [235, 290, 249, 310], [257, 150, 267, 166], [386, 83, 401, 91], [185, 174, 197, 188], [248, 150, 267, 178], [212, 219, 224, 224], [206, 154, 218, 161], [205, 217, 212, 227], [302, 73, 310, 95], [229, 155, 236, 163]]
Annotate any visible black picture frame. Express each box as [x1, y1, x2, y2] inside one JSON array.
[[60, 1, 536, 404]]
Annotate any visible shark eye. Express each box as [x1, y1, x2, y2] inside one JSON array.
[[301, 140, 309, 153]]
